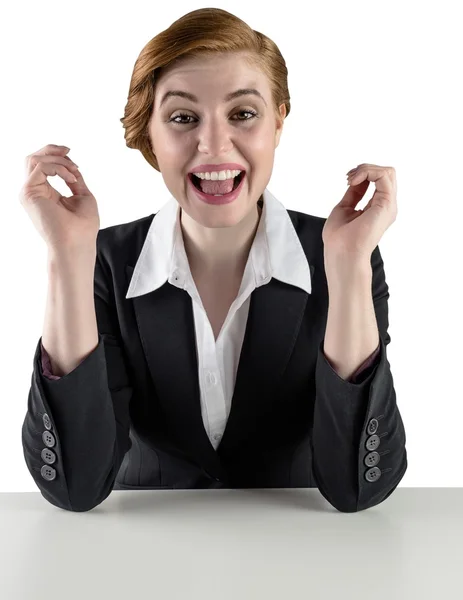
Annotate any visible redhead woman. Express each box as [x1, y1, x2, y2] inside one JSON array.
[[20, 7, 406, 512]]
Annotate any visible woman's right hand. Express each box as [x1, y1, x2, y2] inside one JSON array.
[[20, 144, 100, 253]]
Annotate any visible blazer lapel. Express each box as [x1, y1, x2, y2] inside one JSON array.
[[126, 264, 311, 481]]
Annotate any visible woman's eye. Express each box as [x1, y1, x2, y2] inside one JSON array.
[[169, 113, 194, 125], [169, 110, 257, 125]]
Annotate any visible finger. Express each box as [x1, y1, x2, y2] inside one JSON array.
[[25, 145, 73, 176], [35, 144, 70, 155], [348, 166, 394, 190], [26, 144, 70, 161], [26, 161, 79, 188], [67, 167, 92, 195], [339, 178, 369, 208], [363, 197, 374, 212], [341, 166, 393, 209], [63, 156, 79, 168], [27, 154, 79, 176]]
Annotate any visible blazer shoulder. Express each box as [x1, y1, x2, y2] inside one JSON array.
[[287, 207, 327, 231], [96, 212, 157, 268], [286, 208, 327, 257]]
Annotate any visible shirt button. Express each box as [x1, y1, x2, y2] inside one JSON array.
[[172, 270, 183, 285], [213, 433, 222, 441], [206, 372, 217, 385]]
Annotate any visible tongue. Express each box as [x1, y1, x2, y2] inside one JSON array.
[[199, 177, 234, 195]]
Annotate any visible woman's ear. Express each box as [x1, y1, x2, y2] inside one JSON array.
[[275, 104, 286, 148]]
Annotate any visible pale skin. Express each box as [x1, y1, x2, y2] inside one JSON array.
[[23, 129, 394, 378], [323, 165, 398, 380], [323, 258, 379, 381], [148, 51, 285, 340], [148, 51, 398, 377]]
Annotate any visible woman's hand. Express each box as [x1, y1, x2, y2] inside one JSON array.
[[322, 164, 398, 263], [19, 143, 100, 253]]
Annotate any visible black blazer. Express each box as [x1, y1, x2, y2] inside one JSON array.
[[22, 205, 408, 513]]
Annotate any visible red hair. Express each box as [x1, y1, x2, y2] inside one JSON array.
[[120, 7, 291, 172]]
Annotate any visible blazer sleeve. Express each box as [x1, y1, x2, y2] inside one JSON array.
[[312, 245, 407, 513], [21, 239, 133, 512], [40, 343, 62, 380], [347, 342, 380, 384]]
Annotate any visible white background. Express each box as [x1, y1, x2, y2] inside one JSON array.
[[1, 0, 461, 490]]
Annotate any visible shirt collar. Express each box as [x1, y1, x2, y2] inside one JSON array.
[[126, 187, 312, 299]]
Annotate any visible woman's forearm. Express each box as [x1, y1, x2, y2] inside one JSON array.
[[323, 256, 380, 381], [41, 249, 99, 377]]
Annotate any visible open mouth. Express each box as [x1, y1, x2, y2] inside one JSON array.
[[189, 171, 245, 192]]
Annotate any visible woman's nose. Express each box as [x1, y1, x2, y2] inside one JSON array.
[[196, 121, 234, 155]]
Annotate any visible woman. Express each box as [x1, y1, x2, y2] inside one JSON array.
[[20, 8, 407, 512]]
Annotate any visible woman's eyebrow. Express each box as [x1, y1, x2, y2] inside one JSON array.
[[159, 88, 267, 108]]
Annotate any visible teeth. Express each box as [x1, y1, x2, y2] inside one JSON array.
[[192, 169, 242, 180]]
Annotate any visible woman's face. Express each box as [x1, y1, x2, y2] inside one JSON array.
[[148, 52, 286, 229]]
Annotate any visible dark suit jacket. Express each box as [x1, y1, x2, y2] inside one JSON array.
[[22, 206, 408, 513]]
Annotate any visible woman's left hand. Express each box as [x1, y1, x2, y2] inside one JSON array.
[[322, 164, 398, 262]]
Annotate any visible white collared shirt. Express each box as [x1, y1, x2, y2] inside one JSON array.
[[126, 188, 313, 450]]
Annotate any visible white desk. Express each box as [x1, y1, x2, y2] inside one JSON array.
[[1, 488, 460, 599]]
